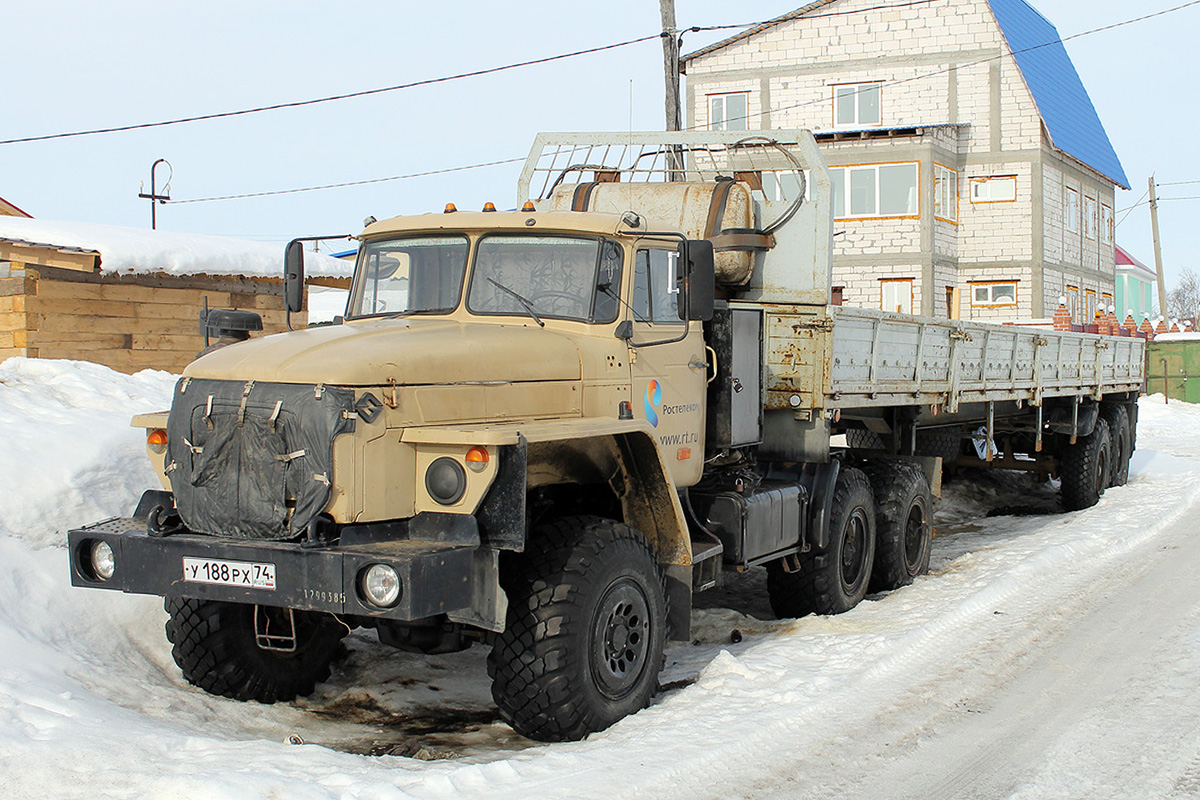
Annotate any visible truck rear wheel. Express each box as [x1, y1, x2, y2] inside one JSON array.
[[767, 467, 876, 618], [862, 460, 933, 592], [1059, 416, 1112, 511], [1101, 404, 1131, 487], [164, 598, 346, 704], [488, 516, 667, 742]]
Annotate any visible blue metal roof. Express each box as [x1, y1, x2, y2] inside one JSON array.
[[988, 0, 1129, 189]]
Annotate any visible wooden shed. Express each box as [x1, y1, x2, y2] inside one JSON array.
[[0, 219, 352, 374]]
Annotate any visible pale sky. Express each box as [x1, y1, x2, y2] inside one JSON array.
[[3, 0, 1196, 285]]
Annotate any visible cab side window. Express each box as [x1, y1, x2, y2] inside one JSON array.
[[632, 248, 682, 324]]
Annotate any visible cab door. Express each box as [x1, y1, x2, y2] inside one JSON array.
[[627, 245, 707, 487]]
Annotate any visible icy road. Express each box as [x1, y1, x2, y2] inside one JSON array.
[[1, 357, 1198, 800]]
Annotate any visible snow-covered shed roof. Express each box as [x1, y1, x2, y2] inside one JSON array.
[[682, 0, 1129, 189], [0, 217, 353, 280]]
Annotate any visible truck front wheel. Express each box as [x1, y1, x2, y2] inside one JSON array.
[[488, 516, 667, 742], [767, 467, 876, 618], [164, 598, 347, 703]]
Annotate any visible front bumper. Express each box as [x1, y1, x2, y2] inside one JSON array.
[[68, 517, 475, 621]]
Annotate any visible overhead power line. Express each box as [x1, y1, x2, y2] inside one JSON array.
[[685, 0, 942, 32], [0, 33, 665, 147], [170, 1, 1197, 206], [170, 157, 526, 204]]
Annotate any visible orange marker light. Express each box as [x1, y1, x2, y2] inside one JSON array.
[[482, 202, 497, 212], [444, 203, 458, 214], [521, 201, 536, 212], [147, 429, 168, 454], [677, 448, 692, 461], [465, 446, 490, 472]]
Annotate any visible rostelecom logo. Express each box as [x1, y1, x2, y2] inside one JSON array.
[[645, 380, 662, 427]]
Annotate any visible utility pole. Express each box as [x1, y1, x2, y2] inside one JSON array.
[[659, 0, 681, 132], [1149, 176, 1169, 318], [138, 158, 172, 230]]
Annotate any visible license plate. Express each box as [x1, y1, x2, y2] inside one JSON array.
[[182, 557, 276, 590]]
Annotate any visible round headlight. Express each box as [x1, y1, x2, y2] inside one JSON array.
[[92, 540, 116, 581], [425, 457, 466, 505], [360, 564, 401, 608]]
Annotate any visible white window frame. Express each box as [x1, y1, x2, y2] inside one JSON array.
[[934, 164, 959, 223], [1065, 187, 1080, 233], [1101, 203, 1113, 245], [970, 281, 1018, 308], [969, 175, 1017, 204], [832, 82, 882, 127], [1066, 284, 1080, 321], [708, 92, 749, 131], [880, 278, 914, 314], [1084, 195, 1098, 240], [760, 170, 812, 203], [829, 162, 920, 219]]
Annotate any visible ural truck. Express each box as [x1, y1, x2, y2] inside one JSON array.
[[69, 131, 1145, 742]]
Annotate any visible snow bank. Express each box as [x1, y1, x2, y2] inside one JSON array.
[[0, 358, 176, 548], [0, 217, 352, 280]]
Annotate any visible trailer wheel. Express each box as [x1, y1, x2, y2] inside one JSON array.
[[1101, 404, 1131, 487], [862, 460, 933, 592], [845, 429, 885, 451], [163, 598, 346, 703], [488, 516, 667, 742], [767, 467, 876, 617], [1059, 416, 1112, 511], [915, 430, 962, 463]]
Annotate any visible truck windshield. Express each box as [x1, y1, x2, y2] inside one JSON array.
[[350, 235, 469, 318], [467, 235, 623, 324]]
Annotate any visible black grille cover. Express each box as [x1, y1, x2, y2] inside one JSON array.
[[166, 378, 357, 540]]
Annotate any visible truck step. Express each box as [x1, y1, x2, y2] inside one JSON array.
[[691, 532, 724, 593]]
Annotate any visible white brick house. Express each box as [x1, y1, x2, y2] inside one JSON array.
[[682, 0, 1128, 322]]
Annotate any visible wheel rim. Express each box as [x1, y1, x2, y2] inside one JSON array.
[[903, 503, 927, 573], [591, 578, 651, 700], [840, 508, 870, 592], [1096, 446, 1110, 495]]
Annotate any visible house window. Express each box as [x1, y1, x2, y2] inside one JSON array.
[[833, 83, 882, 127], [761, 170, 812, 203], [969, 176, 1017, 204], [829, 163, 919, 219], [971, 281, 1017, 307], [1066, 285, 1080, 320], [1101, 203, 1113, 245], [1101, 293, 1113, 315], [1084, 196, 1098, 240], [1085, 289, 1097, 321], [709, 93, 748, 131], [1065, 187, 1080, 233], [881, 278, 913, 314], [934, 164, 958, 222]]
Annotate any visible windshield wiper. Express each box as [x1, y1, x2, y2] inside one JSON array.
[[487, 278, 545, 327]]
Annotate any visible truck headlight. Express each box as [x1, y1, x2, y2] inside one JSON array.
[[91, 540, 116, 581], [425, 457, 466, 505], [360, 564, 401, 608]]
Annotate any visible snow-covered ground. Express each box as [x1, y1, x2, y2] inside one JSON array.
[[2, 358, 1198, 799]]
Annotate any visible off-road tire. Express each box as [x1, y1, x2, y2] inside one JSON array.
[[1059, 416, 1112, 511], [164, 598, 346, 703], [1101, 404, 1131, 487], [915, 430, 963, 463], [488, 516, 667, 742], [846, 429, 886, 451], [862, 460, 933, 592], [767, 467, 876, 618]]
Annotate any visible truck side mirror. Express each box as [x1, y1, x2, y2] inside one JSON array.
[[284, 239, 305, 314], [678, 239, 715, 322]]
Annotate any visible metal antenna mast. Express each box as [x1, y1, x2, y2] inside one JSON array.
[[138, 158, 172, 229]]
